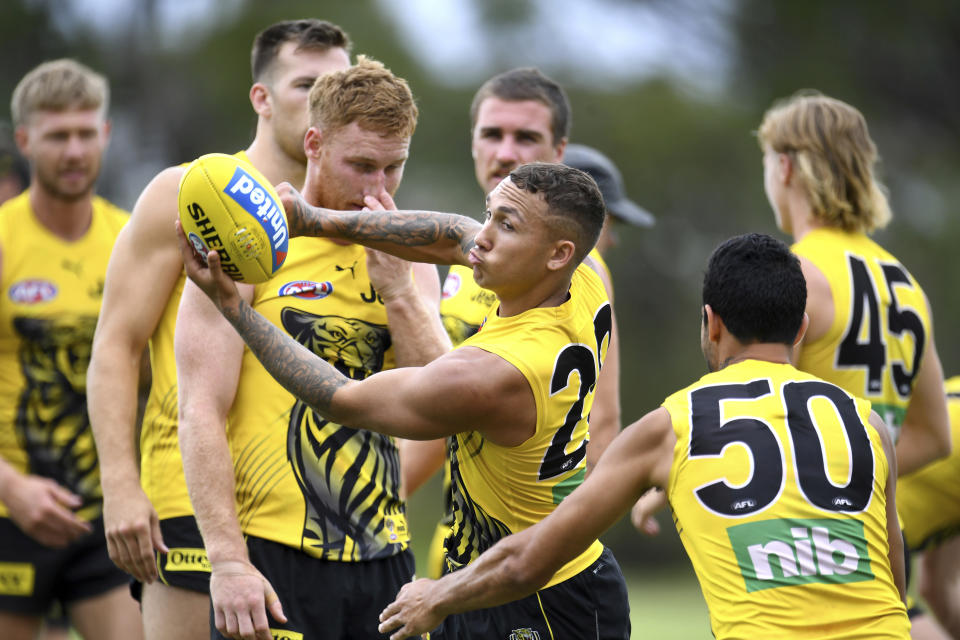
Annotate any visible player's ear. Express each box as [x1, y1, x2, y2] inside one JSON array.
[[793, 312, 810, 347], [704, 304, 723, 343], [13, 125, 29, 155], [304, 127, 322, 160], [553, 137, 568, 163], [250, 83, 271, 118], [778, 151, 793, 184], [545, 239, 576, 272]]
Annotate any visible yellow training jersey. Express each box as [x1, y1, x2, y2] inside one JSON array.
[[664, 359, 909, 639], [140, 150, 250, 520], [446, 263, 612, 588], [792, 228, 931, 441], [228, 237, 408, 561], [0, 191, 128, 521], [897, 376, 960, 550]]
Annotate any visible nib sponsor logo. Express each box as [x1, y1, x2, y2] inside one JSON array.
[[728, 518, 873, 592]]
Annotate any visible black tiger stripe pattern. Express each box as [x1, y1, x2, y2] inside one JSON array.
[[281, 307, 406, 561], [13, 315, 101, 519], [444, 434, 512, 569]]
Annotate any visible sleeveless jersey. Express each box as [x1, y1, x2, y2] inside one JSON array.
[[227, 236, 408, 562], [897, 376, 960, 549], [792, 228, 931, 442], [435, 251, 611, 522], [140, 150, 249, 520], [664, 359, 909, 639], [0, 191, 128, 521], [446, 263, 611, 588]]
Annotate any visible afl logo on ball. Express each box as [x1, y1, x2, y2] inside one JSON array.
[[9, 279, 58, 304], [187, 232, 210, 264], [442, 271, 462, 299], [279, 280, 333, 300]]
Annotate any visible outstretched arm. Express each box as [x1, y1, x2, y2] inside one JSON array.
[[175, 219, 533, 446], [277, 183, 481, 266], [377, 408, 677, 639]]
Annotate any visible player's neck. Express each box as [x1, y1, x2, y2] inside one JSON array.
[[28, 185, 93, 241], [784, 192, 823, 241], [245, 137, 306, 191], [718, 343, 793, 370], [496, 273, 571, 318]]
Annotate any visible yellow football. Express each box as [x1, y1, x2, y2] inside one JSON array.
[[177, 153, 288, 284]]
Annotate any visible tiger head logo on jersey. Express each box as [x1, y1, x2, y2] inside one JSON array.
[[280, 308, 391, 374], [280, 308, 404, 560]]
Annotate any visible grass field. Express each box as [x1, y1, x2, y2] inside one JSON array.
[[623, 567, 711, 638]]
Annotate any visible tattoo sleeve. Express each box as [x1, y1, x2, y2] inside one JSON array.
[[224, 299, 348, 414], [298, 202, 482, 266]]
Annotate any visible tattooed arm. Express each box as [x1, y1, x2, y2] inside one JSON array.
[[276, 183, 481, 266], [175, 220, 535, 446]]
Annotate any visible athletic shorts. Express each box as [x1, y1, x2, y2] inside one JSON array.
[[0, 516, 130, 615], [430, 546, 630, 640], [131, 515, 210, 601], [211, 535, 415, 640]]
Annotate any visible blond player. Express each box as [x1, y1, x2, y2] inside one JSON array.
[[0, 59, 141, 640]]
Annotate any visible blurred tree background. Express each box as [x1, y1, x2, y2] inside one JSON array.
[[2, 0, 957, 582]]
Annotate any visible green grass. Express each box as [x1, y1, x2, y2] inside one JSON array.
[[624, 567, 712, 638]]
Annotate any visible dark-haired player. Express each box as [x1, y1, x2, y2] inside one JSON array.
[[380, 233, 910, 640], [179, 162, 632, 638]]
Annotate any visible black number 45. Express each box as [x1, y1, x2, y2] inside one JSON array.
[[836, 255, 925, 399]]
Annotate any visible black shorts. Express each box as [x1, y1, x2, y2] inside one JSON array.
[[0, 515, 130, 615], [431, 546, 630, 640], [131, 515, 211, 601], [212, 536, 415, 640]]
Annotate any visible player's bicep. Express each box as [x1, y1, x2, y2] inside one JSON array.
[[330, 350, 523, 442], [329, 365, 460, 440], [96, 168, 186, 348]]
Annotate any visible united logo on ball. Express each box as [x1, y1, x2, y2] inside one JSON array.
[[177, 153, 289, 284]]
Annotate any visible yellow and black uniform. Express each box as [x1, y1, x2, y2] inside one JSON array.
[[897, 376, 960, 551], [432, 262, 630, 639], [222, 236, 412, 639], [140, 150, 252, 592], [429, 251, 613, 577], [0, 190, 129, 613], [664, 359, 909, 639], [792, 228, 931, 443]]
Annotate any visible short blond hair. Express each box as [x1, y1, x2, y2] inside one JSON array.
[[758, 91, 891, 234], [11, 59, 109, 127], [308, 55, 417, 139]]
